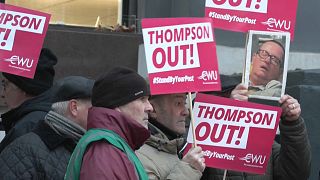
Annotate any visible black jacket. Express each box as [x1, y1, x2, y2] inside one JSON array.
[[0, 120, 76, 180], [0, 89, 53, 153]]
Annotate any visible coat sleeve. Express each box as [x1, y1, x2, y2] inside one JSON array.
[[273, 117, 311, 180], [80, 141, 139, 180], [137, 150, 202, 180]]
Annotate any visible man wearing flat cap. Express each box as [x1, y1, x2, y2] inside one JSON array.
[[0, 48, 58, 153], [0, 76, 93, 179], [65, 67, 153, 180]]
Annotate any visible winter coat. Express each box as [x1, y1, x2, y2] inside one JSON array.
[[79, 107, 150, 180], [136, 123, 202, 180], [0, 90, 53, 153], [0, 120, 77, 180], [201, 117, 311, 180]]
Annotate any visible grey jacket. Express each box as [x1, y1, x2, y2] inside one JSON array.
[[136, 123, 202, 180]]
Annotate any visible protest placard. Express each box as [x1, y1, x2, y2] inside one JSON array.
[[205, 0, 298, 39], [186, 93, 282, 174], [0, 3, 51, 78], [142, 18, 220, 95]]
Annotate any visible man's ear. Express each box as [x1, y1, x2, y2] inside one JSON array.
[[68, 99, 78, 117]]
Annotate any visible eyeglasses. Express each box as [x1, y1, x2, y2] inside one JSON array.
[[256, 49, 282, 66]]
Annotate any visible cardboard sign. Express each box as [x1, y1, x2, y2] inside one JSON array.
[[142, 18, 220, 95], [0, 3, 51, 78], [205, 0, 298, 39], [186, 93, 282, 174]]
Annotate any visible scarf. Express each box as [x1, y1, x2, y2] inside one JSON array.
[[45, 111, 86, 142], [64, 128, 148, 180]]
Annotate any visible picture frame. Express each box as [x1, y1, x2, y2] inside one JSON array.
[[243, 30, 290, 101]]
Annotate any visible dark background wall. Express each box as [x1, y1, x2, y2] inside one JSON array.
[[286, 70, 320, 180], [43, 25, 143, 80]]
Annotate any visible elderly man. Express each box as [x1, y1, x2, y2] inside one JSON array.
[[0, 76, 94, 179], [136, 93, 205, 180], [65, 67, 153, 180], [0, 48, 57, 153], [249, 40, 285, 98]]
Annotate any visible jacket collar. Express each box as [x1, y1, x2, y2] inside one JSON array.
[[1, 90, 52, 133], [146, 122, 184, 154], [149, 118, 181, 140], [33, 120, 76, 152], [87, 107, 150, 150]]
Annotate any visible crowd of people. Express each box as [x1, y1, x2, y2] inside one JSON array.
[[0, 48, 312, 180]]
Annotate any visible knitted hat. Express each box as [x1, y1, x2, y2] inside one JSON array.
[[92, 66, 149, 108], [52, 76, 94, 103], [2, 48, 57, 96]]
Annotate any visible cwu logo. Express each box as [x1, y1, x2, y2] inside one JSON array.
[[261, 18, 291, 31], [239, 153, 267, 165], [3, 55, 34, 69], [198, 70, 218, 81]]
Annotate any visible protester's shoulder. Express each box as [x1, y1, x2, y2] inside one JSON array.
[[266, 80, 282, 89], [136, 143, 156, 157], [1, 132, 43, 153], [0, 132, 43, 166], [83, 141, 134, 169], [86, 140, 130, 159], [13, 113, 46, 136]]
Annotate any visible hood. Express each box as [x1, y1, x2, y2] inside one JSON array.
[[1, 89, 53, 132], [87, 106, 150, 150]]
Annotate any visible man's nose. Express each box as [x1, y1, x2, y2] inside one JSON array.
[[182, 107, 190, 116], [145, 100, 153, 112], [262, 56, 273, 65]]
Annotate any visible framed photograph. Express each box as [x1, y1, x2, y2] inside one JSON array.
[[243, 30, 290, 101]]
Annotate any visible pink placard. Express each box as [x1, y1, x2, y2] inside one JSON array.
[[205, 0, 298, 40], [186, 93, 282, 174], [142, 18, 221, 95], [0, 3, 51, 78]]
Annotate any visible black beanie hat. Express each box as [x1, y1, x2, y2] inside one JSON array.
[[2, 48, 57, 96], [92, 66, 150, 109]]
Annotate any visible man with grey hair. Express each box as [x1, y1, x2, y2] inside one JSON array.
[[0, 76, 93, 180]]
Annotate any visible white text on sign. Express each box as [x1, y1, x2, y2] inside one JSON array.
[[206, 0, 268, 13], [0, 10, 46, 50]]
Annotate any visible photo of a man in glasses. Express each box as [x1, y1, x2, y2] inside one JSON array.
[[244, 31, 290, 101]]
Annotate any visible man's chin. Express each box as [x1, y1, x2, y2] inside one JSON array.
[[143, 120, 149, 129]]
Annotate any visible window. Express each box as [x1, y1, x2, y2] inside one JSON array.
[[5, 0, 122, 27]]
